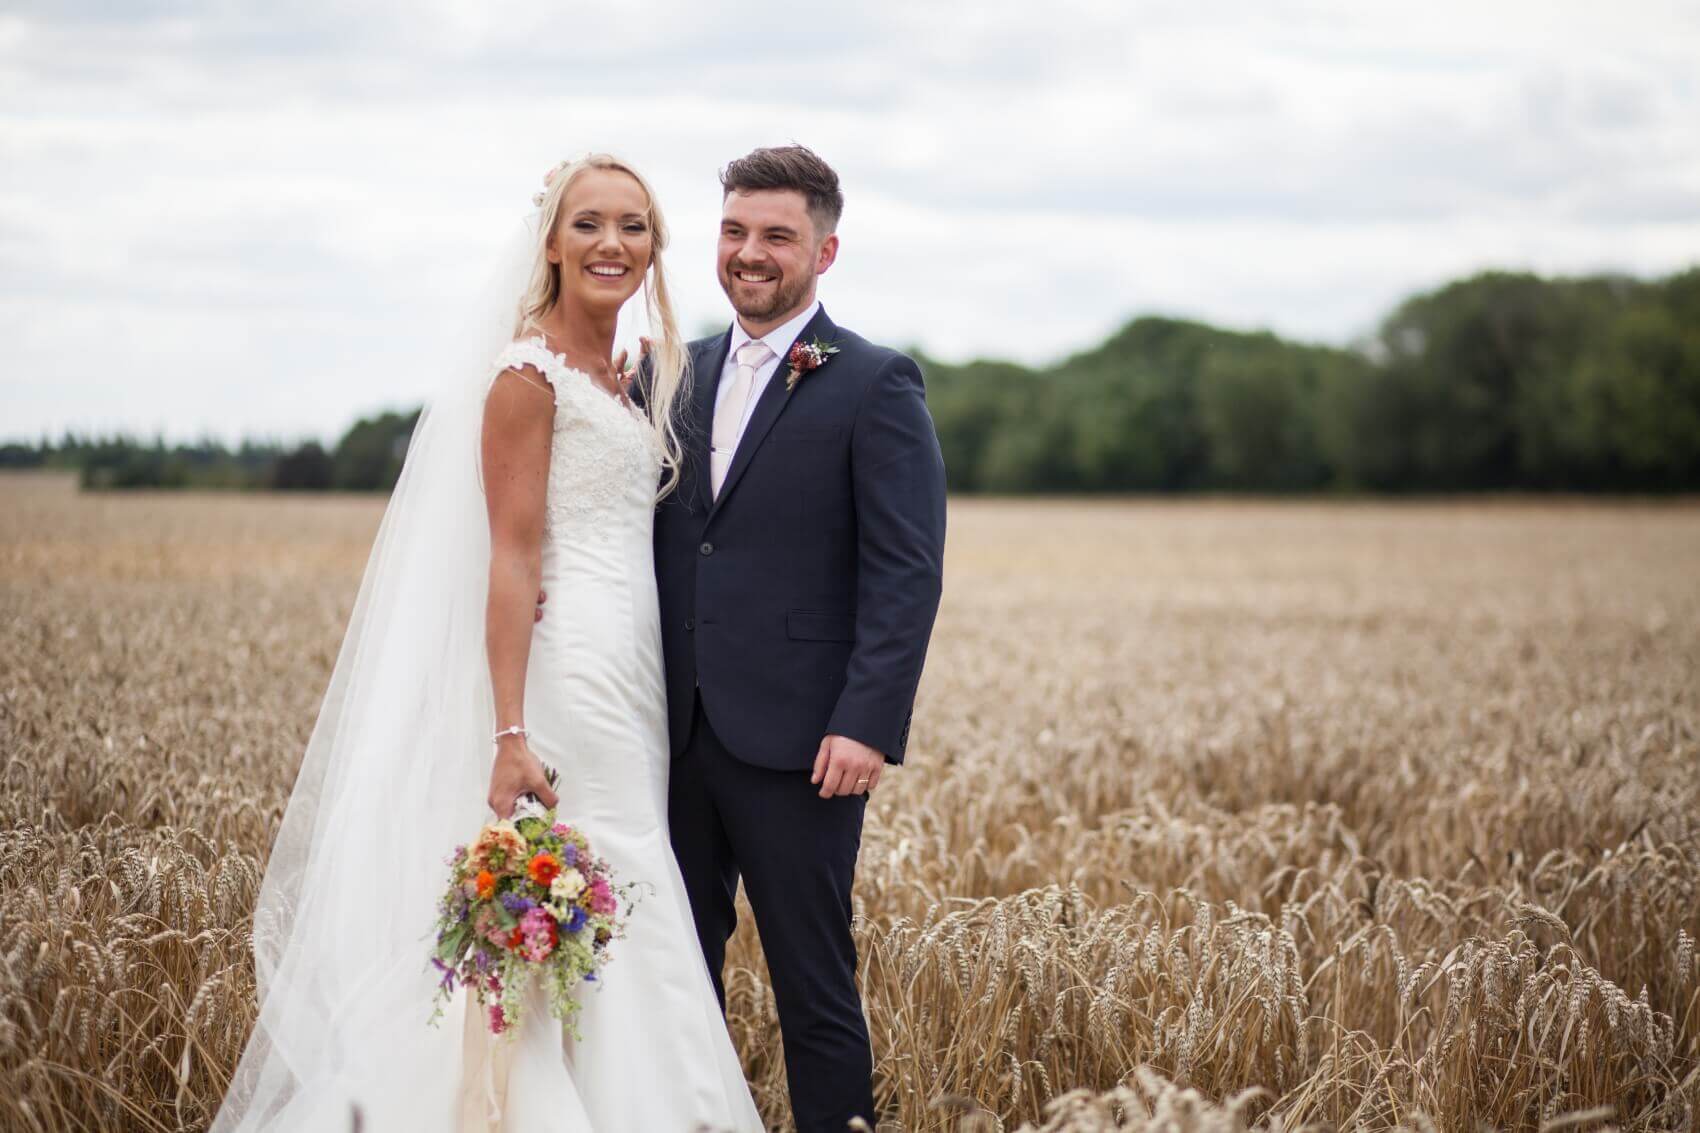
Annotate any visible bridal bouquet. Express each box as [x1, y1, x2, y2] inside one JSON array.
[[429, 800, 630, 1038]]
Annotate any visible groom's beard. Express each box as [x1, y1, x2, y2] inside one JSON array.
[[721, 261, 811, 325]]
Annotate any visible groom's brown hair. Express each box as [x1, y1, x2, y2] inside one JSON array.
[[720, 145, 844, 236]]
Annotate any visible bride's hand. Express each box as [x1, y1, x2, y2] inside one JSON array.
[[488, 736, 559, 819]]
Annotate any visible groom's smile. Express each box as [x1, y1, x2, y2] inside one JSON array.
[[731, 266, 776, 285]]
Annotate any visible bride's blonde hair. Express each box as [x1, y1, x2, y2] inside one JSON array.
[[517, 153, 690, 501]]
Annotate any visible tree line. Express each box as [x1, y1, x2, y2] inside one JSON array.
[[2, 411, 421, 492], [920, 268, 1699, 493], [5, 268, 1697, 494]]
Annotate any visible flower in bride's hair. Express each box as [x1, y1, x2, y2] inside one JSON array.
[[532, 158, 575, 207]]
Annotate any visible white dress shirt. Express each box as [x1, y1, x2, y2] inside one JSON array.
[[712, 299, 821, 452]]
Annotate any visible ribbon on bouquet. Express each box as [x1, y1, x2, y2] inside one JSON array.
[[459, 987, 513, 1132]]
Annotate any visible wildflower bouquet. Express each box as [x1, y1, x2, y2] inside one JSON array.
[[429, 798, 629, 1038]]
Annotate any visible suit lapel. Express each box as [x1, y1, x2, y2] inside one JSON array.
[[709, 305, 836, 520], [692, 329, 733, 514]]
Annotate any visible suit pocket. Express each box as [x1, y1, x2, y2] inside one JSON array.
[[786, 610, 856, 642]]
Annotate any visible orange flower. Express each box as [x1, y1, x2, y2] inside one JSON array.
[[475, 869, 496, 900], [527, 852, 561, 887]]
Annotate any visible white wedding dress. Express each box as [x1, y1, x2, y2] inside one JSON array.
[[209, 330, 763, 1133], [470, 338, 764, 1132]]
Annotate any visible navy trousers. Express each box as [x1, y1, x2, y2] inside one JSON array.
[[668, 693, 876, 1132]]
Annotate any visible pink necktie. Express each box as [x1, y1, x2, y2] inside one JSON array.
[[711, 339, 773, 499]]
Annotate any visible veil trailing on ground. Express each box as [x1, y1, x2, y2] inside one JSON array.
[[210, 217, 543, 1132]]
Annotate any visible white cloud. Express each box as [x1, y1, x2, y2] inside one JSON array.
[[2, 0, 1698, 441]]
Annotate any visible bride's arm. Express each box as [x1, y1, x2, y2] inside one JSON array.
[[480, 365, 560, 819]]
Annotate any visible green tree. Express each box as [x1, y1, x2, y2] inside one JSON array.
[[273, 442, 334, 491], [333, 409, 420, 491]]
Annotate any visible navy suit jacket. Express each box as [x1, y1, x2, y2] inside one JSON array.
[[644, 306, 946, 770]]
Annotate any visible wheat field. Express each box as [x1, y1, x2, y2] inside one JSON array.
[[1, 473, 1697, 1132]]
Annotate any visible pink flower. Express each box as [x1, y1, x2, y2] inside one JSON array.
[[588, 878, 617, 916], [474, 905, 508, 948], [489, 1004, 507, 1034], [519, 906, 557, 962]]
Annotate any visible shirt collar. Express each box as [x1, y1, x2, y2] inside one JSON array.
[[728, 299, 822, 367]]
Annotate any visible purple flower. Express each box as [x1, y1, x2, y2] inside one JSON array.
[[562, 845, 579, 868], [562, 905, 588, 934], [431, 958, 458, 993], [500, 892, 536, 916]]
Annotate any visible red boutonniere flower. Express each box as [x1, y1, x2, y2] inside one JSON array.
[[784, 337, 841, 391]]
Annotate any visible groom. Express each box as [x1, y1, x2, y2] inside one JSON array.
[[657, 145, 946, 1130]]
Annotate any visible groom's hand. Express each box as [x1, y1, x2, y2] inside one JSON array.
[[811, 734, 884, 798]]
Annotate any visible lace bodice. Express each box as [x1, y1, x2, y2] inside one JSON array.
[[491, 338, 661, 543]]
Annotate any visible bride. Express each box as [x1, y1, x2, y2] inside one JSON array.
[[210, 155, 764, 1132]]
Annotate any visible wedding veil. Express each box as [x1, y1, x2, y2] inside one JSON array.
[[210, 216, 544, 1131]]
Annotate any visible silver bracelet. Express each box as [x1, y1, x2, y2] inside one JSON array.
[[493, 725, 528, 742]]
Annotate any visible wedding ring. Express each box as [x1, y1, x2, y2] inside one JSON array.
[[856, 778, 870, 786]]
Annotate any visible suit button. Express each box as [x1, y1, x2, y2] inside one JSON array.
[[699, 542, 714, 556], [685, 618, 695, 631]]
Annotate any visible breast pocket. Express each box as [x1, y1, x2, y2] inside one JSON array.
[[776, 425, 851, 520]]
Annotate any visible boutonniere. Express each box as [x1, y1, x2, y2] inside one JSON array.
[[784, 337, 841, 391]]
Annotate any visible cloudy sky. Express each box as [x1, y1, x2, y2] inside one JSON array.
[[4, 0, 1698, 443]]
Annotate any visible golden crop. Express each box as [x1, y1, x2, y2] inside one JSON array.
[[2, 474, 1696, 1131]]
